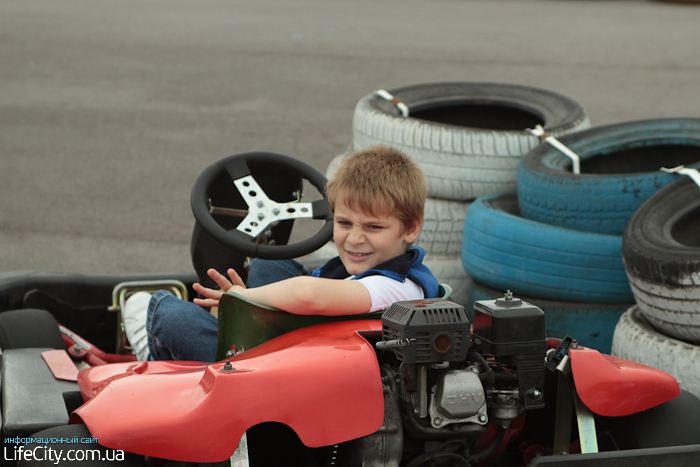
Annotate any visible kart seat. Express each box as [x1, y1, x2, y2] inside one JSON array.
[[216, 283, 452, 360]]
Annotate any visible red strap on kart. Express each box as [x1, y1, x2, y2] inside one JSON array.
[[41, 349, 79, 382]]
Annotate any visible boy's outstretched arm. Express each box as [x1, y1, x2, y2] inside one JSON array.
[[193, 268, 373, 316]]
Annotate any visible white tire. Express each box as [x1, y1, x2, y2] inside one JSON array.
[[352, 82, 590, 200], [612, 306, 700, 400], [422, 255, 472, 309], [626, 272, 700, 345], [325, 151, 349, 180], [415, 198, 471, 257]]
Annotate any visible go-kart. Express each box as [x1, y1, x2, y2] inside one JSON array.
[[1, 152, 700, 467]]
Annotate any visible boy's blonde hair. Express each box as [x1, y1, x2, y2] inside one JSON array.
[[326, 146, 427, 230]]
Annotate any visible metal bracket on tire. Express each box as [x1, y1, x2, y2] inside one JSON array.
[[527, 124, 581, 174], [375, 89, 409, 118], [662, 165, 700, 189]]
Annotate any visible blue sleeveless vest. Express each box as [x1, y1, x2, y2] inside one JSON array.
[[311, 246, 439, 299]]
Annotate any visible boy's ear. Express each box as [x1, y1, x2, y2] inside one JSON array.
[[403, 219, 422, 244]]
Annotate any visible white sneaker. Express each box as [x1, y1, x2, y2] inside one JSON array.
[[123, 291, 152, 361]]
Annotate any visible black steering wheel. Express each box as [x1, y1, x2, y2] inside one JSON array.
[[191, 151, 333, 260]]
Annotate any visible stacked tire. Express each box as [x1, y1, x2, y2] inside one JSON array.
[[517, 119, 700, 236], [346, 82, 591, 308], [352, 82, 590, 201], [461, 193, 633, 353], [613, 175, 700, 398], [462, 118, 700, 352]]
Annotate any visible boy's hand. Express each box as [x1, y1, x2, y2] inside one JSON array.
[[193, 268, 246, 308]]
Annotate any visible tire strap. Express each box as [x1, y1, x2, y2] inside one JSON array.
[[662, 165, 700, 189], [375, 89, 409, 118], [527, 125, 581, 174]]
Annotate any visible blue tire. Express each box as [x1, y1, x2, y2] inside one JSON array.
[[461, 194, 633, 303], [517, 118, 700, 235]]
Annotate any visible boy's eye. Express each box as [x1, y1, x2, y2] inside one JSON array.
[[368, 225, 383, 230]]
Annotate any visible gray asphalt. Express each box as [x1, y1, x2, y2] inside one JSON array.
[[2, 0, 700, 275]]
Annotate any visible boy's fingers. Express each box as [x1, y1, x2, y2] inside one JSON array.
[[227, 268, 246, 288], [193, 297, 219, 308], [193, 282, 223, 300], [207, 268, 234, 291]]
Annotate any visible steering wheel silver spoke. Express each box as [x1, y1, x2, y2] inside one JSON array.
[[234, 175, 315, 238]]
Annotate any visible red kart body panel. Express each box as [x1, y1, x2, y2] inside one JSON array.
[[569, 347, 681, 417], [72, 320, 385, 463]]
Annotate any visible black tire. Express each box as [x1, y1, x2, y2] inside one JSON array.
[[353, 82, 590, 200], [0, 308, 64, 350], [461, 194, 632, 304], [622, 176, 700, 344], [467, 280, 631, 353], [518, 118, 700, 235], [612, 306, 700, 401]]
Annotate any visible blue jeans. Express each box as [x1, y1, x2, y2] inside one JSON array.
[[147, 259, 310, 362]]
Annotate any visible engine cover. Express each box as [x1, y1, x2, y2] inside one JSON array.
[[434, 369, 485, 418], [381, 299, 471, 364]]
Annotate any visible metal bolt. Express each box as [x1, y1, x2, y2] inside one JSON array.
[[257, 212, 265, 221], [479, 414, 487, 423], [72, 344, 82, 352], [257, 201, 264, 208], [434, 418, 443, 426], [221, 360, 235, 372], [533, 389, 542, 398], [272, 207, 280, 215]]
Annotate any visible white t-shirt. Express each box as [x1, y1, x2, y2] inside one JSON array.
[[347, 274, 425, 313]]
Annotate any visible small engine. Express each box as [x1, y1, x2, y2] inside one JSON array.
[[379, 298, 481, 432], [472, 291, 548, 411], [357, 293, 547, 466]]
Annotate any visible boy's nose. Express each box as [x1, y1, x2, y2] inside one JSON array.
[[346, 227, 365, 244]]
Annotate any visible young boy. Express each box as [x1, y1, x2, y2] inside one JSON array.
[[125, 146, 438, 362]]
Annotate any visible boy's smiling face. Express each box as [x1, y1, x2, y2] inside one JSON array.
[[333, 200, 421, 276]]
